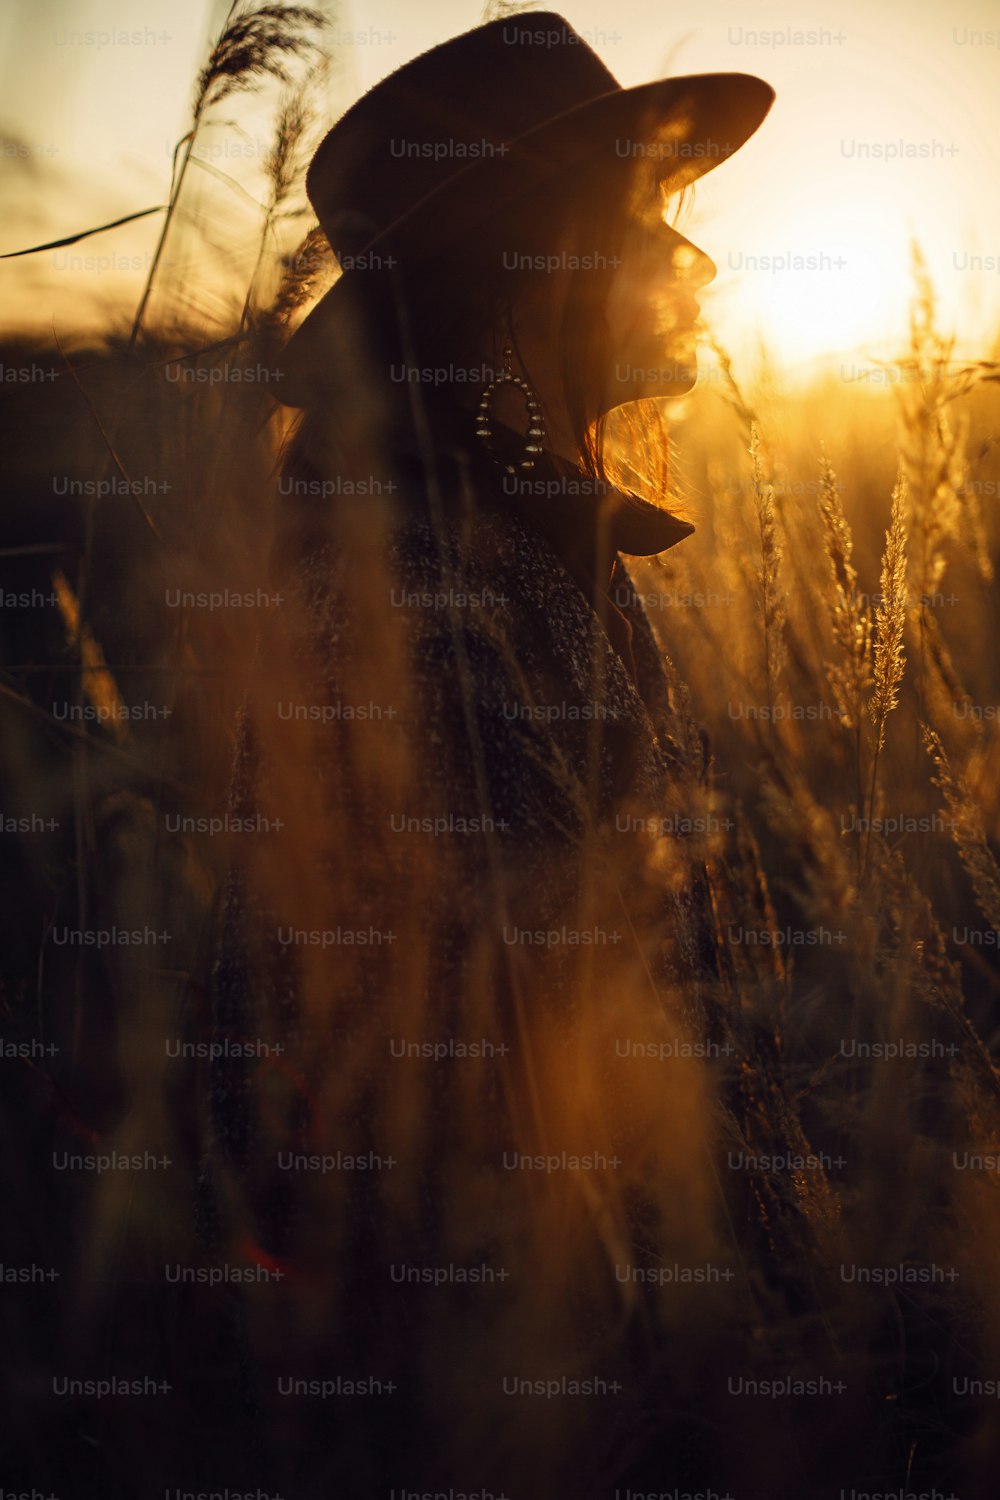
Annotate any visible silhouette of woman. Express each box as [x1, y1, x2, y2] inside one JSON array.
[[208, 14, 779, 1497]]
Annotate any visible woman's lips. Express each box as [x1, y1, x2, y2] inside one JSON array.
[[624, 299, 699, 344], [673, 296, 701, 330]]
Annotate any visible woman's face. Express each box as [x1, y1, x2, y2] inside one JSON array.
[[600, 206, 716, 411]]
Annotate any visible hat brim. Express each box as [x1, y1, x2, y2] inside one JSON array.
[[276, 71, 775, 407]]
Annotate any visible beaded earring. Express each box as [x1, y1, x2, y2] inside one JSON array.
[[475, 346, 546, 474]]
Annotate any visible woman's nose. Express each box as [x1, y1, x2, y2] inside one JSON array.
[[669, 238, 716, 289]]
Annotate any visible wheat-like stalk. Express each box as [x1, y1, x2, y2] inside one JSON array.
[[194, 2, 327, 113], [869, 472, 908, 747], [817, 449, 871, 869], [862, 470, 908, 878], [239, 76, 324, 334], [894, 245, 997, 724], [898, 250, 958, 600], [130, 3, 327, 350], [263, 223, 336, 338], [750, 424, 786, 718], [923, 726, 1000, 930]]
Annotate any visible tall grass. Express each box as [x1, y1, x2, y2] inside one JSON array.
[[1, 8, 999, 1497]]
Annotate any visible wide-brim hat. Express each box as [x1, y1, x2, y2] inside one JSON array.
[[276, 11, 774, 407]]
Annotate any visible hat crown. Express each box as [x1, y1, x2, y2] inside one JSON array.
[[307, 13, 618, 260]]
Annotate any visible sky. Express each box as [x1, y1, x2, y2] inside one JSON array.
[[1, 0, 998, 376]]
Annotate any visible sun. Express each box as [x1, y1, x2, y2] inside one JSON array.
[[703, 169, 969, 374]]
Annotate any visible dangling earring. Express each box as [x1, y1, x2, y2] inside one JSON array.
[[475, 346, 546, 475]]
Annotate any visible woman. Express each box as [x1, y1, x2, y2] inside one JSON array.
[[208, 14, 798, 1497], [264, 7, 774, 989]]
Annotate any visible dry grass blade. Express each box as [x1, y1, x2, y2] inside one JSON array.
[[264, 223, 335, 335], [52, 571, 129, 744], [750, 424, 786, 714], [0, 206, 165, 261], [708, 332, 760, 442], [923, 726, 1000, 930]]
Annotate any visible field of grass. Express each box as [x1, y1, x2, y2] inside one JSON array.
[[2, 4, 1000, 1496]]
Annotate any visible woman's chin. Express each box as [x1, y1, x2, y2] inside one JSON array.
[[604, 361, 698, 410]]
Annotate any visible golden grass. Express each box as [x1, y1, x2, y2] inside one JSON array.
[[2, 12, 1000, 1493]]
